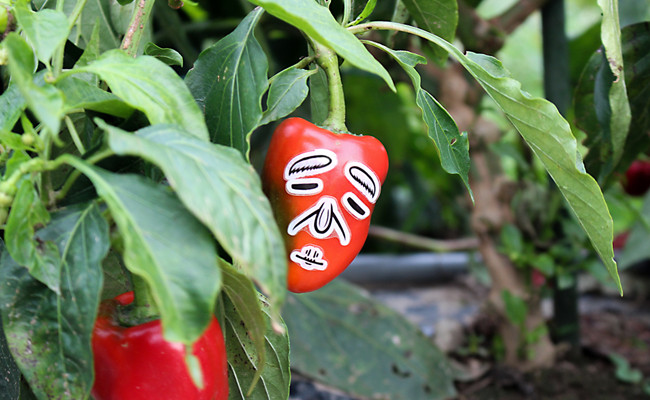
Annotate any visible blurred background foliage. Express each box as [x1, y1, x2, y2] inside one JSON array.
[[154, 0, 650, 266]]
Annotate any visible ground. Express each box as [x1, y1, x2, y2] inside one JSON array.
[[290, 266, 650, 400]]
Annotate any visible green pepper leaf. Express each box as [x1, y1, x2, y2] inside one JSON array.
[[2, 33, 64, 135], [4, 179, 60, 294], [65, 1, 120, 53], [0, 83, 26, 136], [578, 22, 650, 181], [597, 0, 631, 168], [0, 318, 20, 399], [246, 0, 395, 91], [13, 1, 68, 64], [220, 260, 267, 393], [56, 76, 134, 119], [260, 67, 316, 126], [143, 42, 183, 67], [400, 0, 458, 66], [464, 50, 621, 292], [308, 65, 329, 126], [0, 202, 109, 400], [366, 42, 472, 200], [347, 0, 377, 26], [100, 122, 287, 315], [185, 7, 267, 156], [352, 22, 621, 293], [284, 279, 457, 400], [224, 292, 290, 400], [77, 49, 209, 141], [61, 158, 221, 345]]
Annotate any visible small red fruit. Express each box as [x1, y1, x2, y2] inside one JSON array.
[[623, 160, 650, 196]]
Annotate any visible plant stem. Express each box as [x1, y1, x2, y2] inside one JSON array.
[[64, 116, 86, 154], [67, 0, 89, 32], [131, 274, 159, 318], [311, 40, 348, 133], [368, 225, 479, 252], [121, 0, 155, 57], [54, 148, 114, 201]]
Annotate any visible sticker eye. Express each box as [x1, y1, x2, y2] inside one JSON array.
[[342, 192, 370, 220], [344, 161, 380, 203], [286, 178, 323, 196], [284, 149, 338, 180]]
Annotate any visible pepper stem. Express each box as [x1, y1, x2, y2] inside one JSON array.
[[121, 0, 155, 57], [131, 274, 159, 320], [312, 40, 348, 133]]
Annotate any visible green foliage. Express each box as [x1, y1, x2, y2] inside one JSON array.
[[0, 204, 109, 400], [63, 159, 221, 345], [223, 284, 290, 400], [578, 22, 650, 182], [101, 122, 287, 319], [0, 0, 632, 398], [248, 0, 395, 90], [185, 8, 267, 154], [367, 43, 472, 199], [284, 279, 457, 400]]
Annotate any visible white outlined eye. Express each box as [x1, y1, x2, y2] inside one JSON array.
[[344, 161, 380, 203], [341, 192, 370, 220], [286, 178, 323, 196], [284, 149, 338, 180]]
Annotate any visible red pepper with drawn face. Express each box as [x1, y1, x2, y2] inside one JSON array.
[[262, 118, 388, 293]]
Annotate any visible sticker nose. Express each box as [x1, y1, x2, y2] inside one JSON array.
[[287, 196, 351, 246]]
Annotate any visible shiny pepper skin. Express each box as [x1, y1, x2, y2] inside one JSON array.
[[263, 118, 388, 292], [91, 292, 228, 400]]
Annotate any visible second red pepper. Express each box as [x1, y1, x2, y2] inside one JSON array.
[[91, 292, 229, 400]]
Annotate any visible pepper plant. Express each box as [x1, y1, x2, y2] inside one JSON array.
[[0, 0, 626, 399]]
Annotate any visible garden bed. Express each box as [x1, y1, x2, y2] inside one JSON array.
[[290, 263, 650, 400]]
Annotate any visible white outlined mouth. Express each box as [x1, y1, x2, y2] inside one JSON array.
[[344, 161, 380, 203], [284, 149, 338, 180], [290, 245, 328, 271]]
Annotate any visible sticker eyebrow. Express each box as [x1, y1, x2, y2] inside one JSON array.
[[344, 161, 381, 203], [284, 149, 338, 180]]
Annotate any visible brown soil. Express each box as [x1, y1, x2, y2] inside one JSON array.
[[457, 300, 650, 400]]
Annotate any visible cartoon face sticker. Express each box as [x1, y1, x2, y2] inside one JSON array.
[[283, 149, 382, 271]]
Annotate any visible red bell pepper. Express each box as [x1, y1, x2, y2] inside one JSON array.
[[91, 292, 228, 400], [262, 117, 388, 292]]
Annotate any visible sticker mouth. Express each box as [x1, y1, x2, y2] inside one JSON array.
[[290, 245, 328, 271]]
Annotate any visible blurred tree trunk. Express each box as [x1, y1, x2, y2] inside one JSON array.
[[435, 63, 555, 369], [433, 0, 560, 369]]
